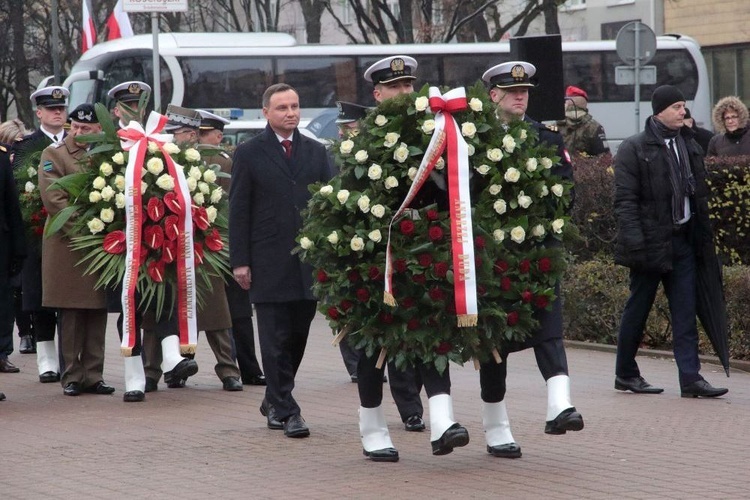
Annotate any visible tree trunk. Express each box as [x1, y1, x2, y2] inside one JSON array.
[[298, 0, 326, 43], [11, 0, 32, 126]]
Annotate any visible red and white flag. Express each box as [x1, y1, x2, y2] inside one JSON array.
[[81, 0, 96, 53], [107, 0, 134, 40]]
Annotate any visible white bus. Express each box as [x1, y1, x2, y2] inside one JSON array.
[[63, 32, 711, 149]]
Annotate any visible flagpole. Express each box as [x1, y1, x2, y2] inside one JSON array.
[[152, 13, 161, 113], [51, 0, 61, 84]]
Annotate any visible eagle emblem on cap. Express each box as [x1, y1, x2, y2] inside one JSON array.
[[390, 58, 405, 72], [128, 83, 142, 94], [76, 110, 93, 121], [511, 65, 526, 81], [51, 89, 64, 99]]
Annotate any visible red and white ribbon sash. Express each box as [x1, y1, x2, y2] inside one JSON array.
[[118, 112, 198, 355], [383, 87, 478, 327]]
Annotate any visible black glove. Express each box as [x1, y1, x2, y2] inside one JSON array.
[[9, 257, 25, 278]]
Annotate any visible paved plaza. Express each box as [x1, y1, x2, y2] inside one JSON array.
[[1, 313, 748, 499]]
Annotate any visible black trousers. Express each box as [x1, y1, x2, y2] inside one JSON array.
[[255, 300, 317, 421]]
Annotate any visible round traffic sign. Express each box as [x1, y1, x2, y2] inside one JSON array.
[[616, 22, 657, 65]]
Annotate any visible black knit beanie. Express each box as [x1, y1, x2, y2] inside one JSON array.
[[651, 85, 685, 115]]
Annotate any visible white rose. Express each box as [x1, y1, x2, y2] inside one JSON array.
[[435, 157, 445, 170], [336, 190, 350, 204], [357, 195, 371, 213], [487, 148, 503, 162], [206, 205, 218, 223], [187, 177, 197, 192], [193, 192, 205, 206], [354, 150, 369, 163], [114, 175, 125, 191], [532, 224, 546, 238], [502, 134, 516, 153], [393, 144, 409, 163], [467, 144, 475, 156], [112, 152, 125, 165], [552, 184, 564, 197], [87, 218, 105, 234], [100, 186, 115, 201], [100, 207, 115, 223], [368, 229, 382, 243], [421, 119, 436, 134], [203, 170, 217, 183], [540, 185, 549, 197], [407, 167, 417, 181], [374, 114, 388, 126], [489, 184, 502, 195], [163, 142, 180, 155], [371, 204, 386, 218], [156, 174, 175, 191], [475, 164, 491, 176], [350, 236, 365, 252], [493, 199, 507, 215], [541, 157, 554, 169], [198, 181, 210, 194], [414, 96, 429, 112], [504, 167, 521, 183], [510, 226, 526, 244], [184, 148, 201, 162], [93, 176, 106, 190], [300, 236, 313, 249], [383, 132, 400, 148], [24, 181, 35, 193], [188, 166, 202, 180], [461, 122, 477, 138], [552, 219, 565, 234], [367, 164, 382, 180], [115, 193, 125, 209], [100, 163, 114, 176], [141, 182, 148, 194], [469, 98, 483, 112], [210, 187, 223, 204], [518, 192, 533, 209], [493, 229, 505, 242], [146, 157, 164, 175], [319, 185, 334, 195], [384, 176, 399, 190], [27, 167, 36, 178], [519, 129, 528, 140], [89, 191, 102, 203], [526, 158, 538, 172], [339, 140, 354, 155], [327, 231, 339, 245]]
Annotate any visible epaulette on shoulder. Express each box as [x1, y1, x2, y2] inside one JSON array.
[[545, 123, 559, 133]]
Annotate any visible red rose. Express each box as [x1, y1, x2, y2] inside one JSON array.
[[327, 307, 339, 320], [192, 206, 209, 231], [426, 209, 439, 221], [30, 213, 40, 223], [144, 224, 164, 250], [163, 215, 179, 241], [521, 290, 533, 303], [433, 261, 449, 278], [494, 260, 509, 274], [40, 206, 48, 216], [394, 258, 407, 273], [163, 192, 183, 215], [102, 230, 126, 254], [146, 196, 165, 222], [428, 286, 445, 301], [204, 228, 223, 252], [412, 274, 426, 285], [340, 300, 354, 312], [401, 297, 415, 308], [147, 260, 165, 283], [347, 270, 361, 283], [519, 259, 531, 273], [418, 253, 433, 267], [435, 341, 452, 354], [400, 219, 415, 236], [428, 226, 444, 242], [534, 295, 549, 309], [161, 239, 176, 264], [407, 318, 420, 330], [500, 276, 512, 291], [475, 255, 482, 267], [538, 257, 552, 273], [193, 241, 204, 264], [379, 312, 394, 324], [356, 288, 370, 302], [368, 266, 383, 281], [507, 311, 519, 326], [474, 236, 486, 249], [317, 269, 329, 282]]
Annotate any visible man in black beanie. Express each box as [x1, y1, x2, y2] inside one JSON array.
[[612, 85, 728, 398]]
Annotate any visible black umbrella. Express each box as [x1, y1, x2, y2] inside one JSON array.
[[695, 249, 731, 377]]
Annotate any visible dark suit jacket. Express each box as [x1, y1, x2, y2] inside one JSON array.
[[1, 144, 26, 281], [229, 125, 331, 303]]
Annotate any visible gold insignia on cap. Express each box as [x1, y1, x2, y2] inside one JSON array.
[[128, 83, 142, 95], [390, 58, 405, 72], [511, 65, 526, 81], [51, 89, 64, 99]]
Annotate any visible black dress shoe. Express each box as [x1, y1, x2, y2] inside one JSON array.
[[431, 423, 470, 455], [404, 414, 426, 432], [681, 379, 729, 398], [19, 335, 36, 354], [145, 377, 159, 393], [84, 381, 116, 395], [0, 358, 20, 373], [545, 407, 584, 435], [39, 371, 61, 383], [243, 374, 267, 386], [363, 447, 399, 462], [165, 358, 198, 381], [260, 399, 284, 430], [283, 414, 310, 438], [123, 390, 145, 402], [487, 442, 522, 458], [615, 376, 664, 394], [0, 391, 5, 401], [222, 377, 244, 391], [350, 374, 358, 383], [167, 378, 186, 388], [63, 382, 81, 396]]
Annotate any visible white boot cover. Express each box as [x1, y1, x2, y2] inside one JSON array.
[[359, 406, 395, 452], [161, 335, 184, 373], [483, 401, 515, 447], [124, 355, 146, 393], [36, 340, 59, 375], [546, 375, 574, 420], [428, 394, 457, 441]]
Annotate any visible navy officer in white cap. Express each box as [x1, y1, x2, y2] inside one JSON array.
[[477, 60, 581, 459], [107, 80, 152, 128], [364, 55, 418, 103]]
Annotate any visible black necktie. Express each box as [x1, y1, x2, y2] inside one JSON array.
[[669, 139, 679, 163], [52, 135, 58, 142], [281, 139, 292, 159]]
